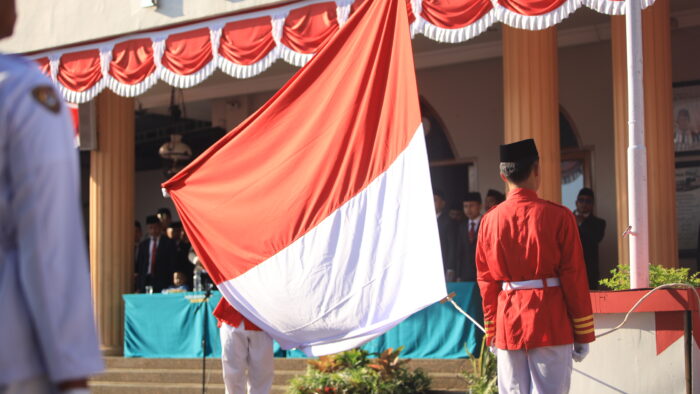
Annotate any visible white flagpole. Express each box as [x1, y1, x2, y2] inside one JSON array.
[[625, 0, 650, 288]]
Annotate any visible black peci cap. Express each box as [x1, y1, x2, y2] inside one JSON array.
[[578, 187, 595, 199], [145, 215, 160, 225], [463, 192, 482, 204], [499, 139, 539, 162]]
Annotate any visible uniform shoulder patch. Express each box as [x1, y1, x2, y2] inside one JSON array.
[[31, 85, 61, 113]]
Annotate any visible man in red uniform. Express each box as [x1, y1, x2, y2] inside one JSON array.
[[213, 298, 274, 394], [476, 139, 595, 393]]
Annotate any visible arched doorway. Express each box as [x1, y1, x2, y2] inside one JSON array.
[[560, 107, 592, 211], [422, 97, 474, 216]]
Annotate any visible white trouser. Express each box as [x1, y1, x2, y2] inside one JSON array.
[[497, 344, 572, 394], [219, 322, 274, 394]]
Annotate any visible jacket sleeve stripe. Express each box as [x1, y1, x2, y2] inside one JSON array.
[[575, 327, 595, 335], [572, 315, 594, 323], [574, 322, 594, 329]]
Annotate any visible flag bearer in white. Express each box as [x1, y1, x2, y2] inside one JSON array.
[[0, 1, 104, 392], [214, 298, 274, 394]]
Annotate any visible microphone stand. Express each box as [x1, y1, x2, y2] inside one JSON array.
[[201, 282, 213, 394]]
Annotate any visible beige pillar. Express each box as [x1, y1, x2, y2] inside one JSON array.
[[503, 26, 561, 203], [611, 0, 677, 268], [90, 91, 135, 355]]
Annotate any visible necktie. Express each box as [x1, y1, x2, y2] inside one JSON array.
[[469, 222, 476, 243], [150, 238, 157, 274]]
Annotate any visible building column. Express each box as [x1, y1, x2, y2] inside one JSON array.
[[611, 0, 677, 268], [502, 26, 561, 203], [90, 91, 135, 355]]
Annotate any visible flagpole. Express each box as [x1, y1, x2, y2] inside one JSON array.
[[625, 0, 649, 288]]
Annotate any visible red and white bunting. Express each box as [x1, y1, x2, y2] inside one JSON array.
[[28, 0, 653, 103]]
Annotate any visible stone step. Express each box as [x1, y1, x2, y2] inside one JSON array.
[[104, 357, 308, 370], [95, 357, 471, 392], [103, 357, 471, 374], [90, 381, 288, 394], [93, 368, 298, 385]]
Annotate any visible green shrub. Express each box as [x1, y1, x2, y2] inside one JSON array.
[[599, 264, 700, 290], [461, 337, 498, 394], [287, 347, 431, 394]]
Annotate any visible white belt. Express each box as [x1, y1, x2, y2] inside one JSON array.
[[502, 277, 560, 290]]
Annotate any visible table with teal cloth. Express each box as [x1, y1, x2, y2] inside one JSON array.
[[123, 282, 483, 359]]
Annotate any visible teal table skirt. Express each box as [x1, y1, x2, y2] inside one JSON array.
[[123, 282, 483, 359]]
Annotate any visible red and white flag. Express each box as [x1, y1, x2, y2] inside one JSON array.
[[163, 0, 446, 356]]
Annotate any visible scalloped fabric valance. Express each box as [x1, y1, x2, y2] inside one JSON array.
[[30, 0, 654, 103]]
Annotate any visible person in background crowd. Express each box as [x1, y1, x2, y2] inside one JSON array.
[[574, 188, 606, 289], [135, 220, 143, 244], [454, 192, 482, 282], [0, 0, 104, 390], [674, 109, 696, 151], [477, 139, 595, 393], [448, 201, 466, 223], [166, 221, 181, 241], [168, 222, 194, 288], [214, 297, 274, 394], [162, 272, 190, 294], [156, 207, 172, 235], [134, 220, 143, 292], [434, 189, 457, 282], [135, 215, 177, 293], [484, 189, 506, 211]]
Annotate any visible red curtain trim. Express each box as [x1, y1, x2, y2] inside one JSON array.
[[35, 57, 50, 76], [280, 2, 339, 55], [109, 38, 156, 85], [38, 0, 655, 102], [57, 49, 103, 93], [161, 28, 214, 76], [421, 0, 493, 29], [219, 16, 276, 66]]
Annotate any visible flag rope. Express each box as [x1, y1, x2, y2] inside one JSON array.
[[595, 283, 700, 338], [441, 292, 486, 333], [441, 283, 700, 338]]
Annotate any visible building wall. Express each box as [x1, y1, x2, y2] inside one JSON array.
[[0, 0, 287, 54]]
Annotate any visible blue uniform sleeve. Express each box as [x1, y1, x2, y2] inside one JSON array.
[[5, 68, 104, 382]]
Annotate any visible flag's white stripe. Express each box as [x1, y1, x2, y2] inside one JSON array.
[[218, 123, 447, 356]]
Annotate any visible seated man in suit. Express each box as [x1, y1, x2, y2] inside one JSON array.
[[454, 192, 483, 282], [135, 215, 177, 293]]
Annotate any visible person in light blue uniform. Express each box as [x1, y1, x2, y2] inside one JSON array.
[[0, 1, 104, 392]]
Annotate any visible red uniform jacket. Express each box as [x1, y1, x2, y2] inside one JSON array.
[[213, 297, 262, 331], [476, 188, 595, 350]]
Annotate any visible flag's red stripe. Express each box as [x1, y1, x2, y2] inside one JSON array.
[[164, 0, 420, 283]]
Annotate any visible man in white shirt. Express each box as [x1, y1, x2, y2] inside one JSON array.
[[0, 0, 104, 391]]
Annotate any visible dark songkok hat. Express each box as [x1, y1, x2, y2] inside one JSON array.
[[578, 187, 595, 199], [145, 215, 160, 225], [463, 192, 482, 203], [486, 189, 504, 198], [499, 139, 539, 162], [168, 221, 183, 229]]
